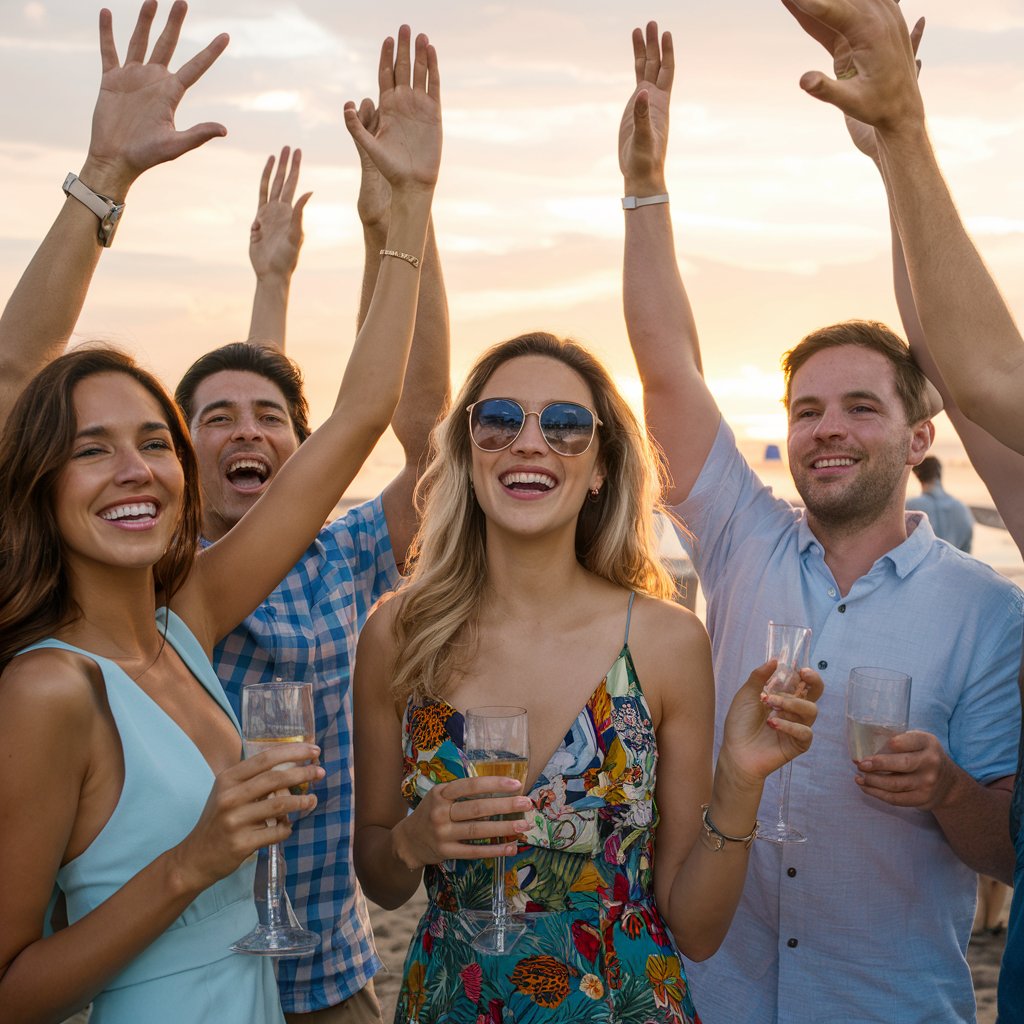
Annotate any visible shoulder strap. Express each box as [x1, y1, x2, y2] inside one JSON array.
[[623, 591, 637, 645]]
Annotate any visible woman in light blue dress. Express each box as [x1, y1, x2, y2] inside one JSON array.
[[0, 21, 440, 1020]]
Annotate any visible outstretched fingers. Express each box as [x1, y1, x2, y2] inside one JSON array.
[[175, 30, 230, 90], [148, 0, 187, 67], [123, 0, 158, 66], [98, 8, 119, 73]]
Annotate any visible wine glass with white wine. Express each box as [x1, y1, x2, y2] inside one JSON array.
[[463, 706, 529, 956], [231, 681, 320, 957]]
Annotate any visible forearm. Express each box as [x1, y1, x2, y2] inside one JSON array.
[[357, 220, 388, 329], [0, 157, 132, 429], [933, 769, 1015, 883], [353, 822, 425, 910], [391, 219, 450, 464], [877, 123, 1024, 434], [660, 758, 763, 962], [0, 846, 201, 1022], [246, 272, 292, 350]]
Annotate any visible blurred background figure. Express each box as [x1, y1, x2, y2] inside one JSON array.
[[907, 456, 974, 553]]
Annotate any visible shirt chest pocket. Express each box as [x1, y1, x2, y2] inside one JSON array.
[[251, 601, 318, 679]]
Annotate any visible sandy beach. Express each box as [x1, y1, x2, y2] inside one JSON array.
[[368, 888, 1008, 1023]]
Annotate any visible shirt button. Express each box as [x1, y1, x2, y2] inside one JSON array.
[[827, 587, 836, 598], [837, 604, 846, 613], [787, 938, 799, 948], [787, 867, 797, 877], [817, 660, 828, 671]]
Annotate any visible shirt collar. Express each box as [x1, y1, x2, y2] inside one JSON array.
[[796, 508, 935, 579]]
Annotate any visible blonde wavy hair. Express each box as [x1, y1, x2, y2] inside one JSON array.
[[391, 332, 676, 702]]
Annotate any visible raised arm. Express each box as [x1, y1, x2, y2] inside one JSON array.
[[352, 99, 451, 566], [782, 0, 1024, 451], [184, 26, 441, 649], [246, 146, 311, 349], [0, 0, 228, 431], [621, 23, 720, 505]]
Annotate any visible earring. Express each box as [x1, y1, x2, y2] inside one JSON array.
[[588, 486, 601, 503]]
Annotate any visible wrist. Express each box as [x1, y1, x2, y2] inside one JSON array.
[[163, 844, 209, 903], [713, 749, 765, 802], [390, 817, 423, 872], [78, 155, 136, 203], [623, 175, 668, 198]]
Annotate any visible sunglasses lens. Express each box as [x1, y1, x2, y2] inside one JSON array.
[[470, 399, 525, 451], [540, 403, 596, 455]]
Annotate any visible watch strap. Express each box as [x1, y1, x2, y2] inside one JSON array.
[[62, 172, 125, 247], [621, 193, 670, 210]]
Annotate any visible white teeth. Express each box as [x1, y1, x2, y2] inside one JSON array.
[[228, 458, 268, 475], [101, 502, 157, 521], [500, 471, 556, 489], [814, 458, 855, 469]]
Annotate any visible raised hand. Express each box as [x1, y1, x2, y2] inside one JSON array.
[[353, 99, 391, 232], [390, 775, 532, 870], [87, 0, 229, 192], [249, 146, 312, 282], [843, 16, 925, 163], [344, 26, 441, 194], [619, 22, 674, 193], [780, 0, 923, 133], [720, 662, 823, 784]]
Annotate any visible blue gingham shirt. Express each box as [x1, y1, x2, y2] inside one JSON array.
[[210, 495, 399, 1013], [676, 420, 1022, 1024]]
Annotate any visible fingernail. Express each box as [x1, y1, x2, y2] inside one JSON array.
[[860, 760, 873, 771], [503, 778, 521, 789], [507, 843, 518, 854], [515, 798, 532, 809], [514, 820, 530, 831], [316, 767, 326, 778], [767, 718, 779, 730]]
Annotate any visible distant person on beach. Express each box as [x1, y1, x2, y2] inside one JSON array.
[[805, 0, 1024, 1018], [0, 5, 449, 1021], [621, 13, 1022, 1022], [0, 6, 440, 1020], [906, 456, 973, 552], [352, 331, 822, 1024]]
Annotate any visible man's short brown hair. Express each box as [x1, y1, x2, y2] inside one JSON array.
[[782, 320, 930, 424]]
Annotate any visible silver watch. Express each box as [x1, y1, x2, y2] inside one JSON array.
[[62, 172, 125, 248]]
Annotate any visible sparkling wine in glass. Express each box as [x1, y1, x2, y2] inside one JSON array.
[[845, 667, 911, 762], [231, 681, 320, 957], [756, 622, 812, 845], [464, 706, 529, 956]]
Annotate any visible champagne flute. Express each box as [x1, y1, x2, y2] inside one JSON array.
[[231, 681, 320, 957], [845, 667, 912, 763], [464, 706, 529, 956], [756, 622, 812, 845]]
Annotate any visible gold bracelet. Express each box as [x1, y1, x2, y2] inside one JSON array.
[[699, 803, 757, 851], [379, 248, 421, 269]]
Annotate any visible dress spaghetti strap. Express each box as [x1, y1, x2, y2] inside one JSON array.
[[623, 591, 636, 645]]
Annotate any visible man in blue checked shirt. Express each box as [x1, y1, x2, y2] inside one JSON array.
[[618, 17, 1021, 1024], [171, 131, 448, 1021]]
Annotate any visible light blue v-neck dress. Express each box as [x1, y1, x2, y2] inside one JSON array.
[[21, 608, 284, 1024]]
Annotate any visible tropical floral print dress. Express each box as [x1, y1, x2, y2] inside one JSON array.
[[396, 599, 701, 1024]]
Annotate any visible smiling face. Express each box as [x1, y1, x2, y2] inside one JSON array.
[[187, 369, 301, 541], [786, 345, 932, 532], [54, 373, 186, 577], [469, 355, 605, 541]]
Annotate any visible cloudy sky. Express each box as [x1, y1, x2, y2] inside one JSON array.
[[2, 0, 1023, 496]]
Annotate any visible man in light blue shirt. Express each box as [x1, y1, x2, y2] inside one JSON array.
[[618, 21, 1021, 1023], [906, 456, 974, 553]]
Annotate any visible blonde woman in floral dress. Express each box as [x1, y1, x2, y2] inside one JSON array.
[[353, 333, 822, 1024]]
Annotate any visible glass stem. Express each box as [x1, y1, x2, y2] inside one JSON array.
[[491, 853, 507, 952], [266, 842, 287, 931], [777, 762, 793, 828]]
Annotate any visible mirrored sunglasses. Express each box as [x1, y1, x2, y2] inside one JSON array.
[[467, 398, 601, 457]]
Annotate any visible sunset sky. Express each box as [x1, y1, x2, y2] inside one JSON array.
[[2, 0, 1023, 498]]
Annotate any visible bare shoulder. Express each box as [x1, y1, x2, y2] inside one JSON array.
[[355, 590, 405, 705], [0, 648, 104, 727], [625, 595, 714, 719], [627, 594, 711, 658]]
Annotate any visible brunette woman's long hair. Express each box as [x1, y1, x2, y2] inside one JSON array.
[[390, 332, 676, 702], [0, 348, 202, 669]]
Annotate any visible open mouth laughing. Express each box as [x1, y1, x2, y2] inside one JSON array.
[[225, 455, 271, 492], [499, 470, 557, 493]]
